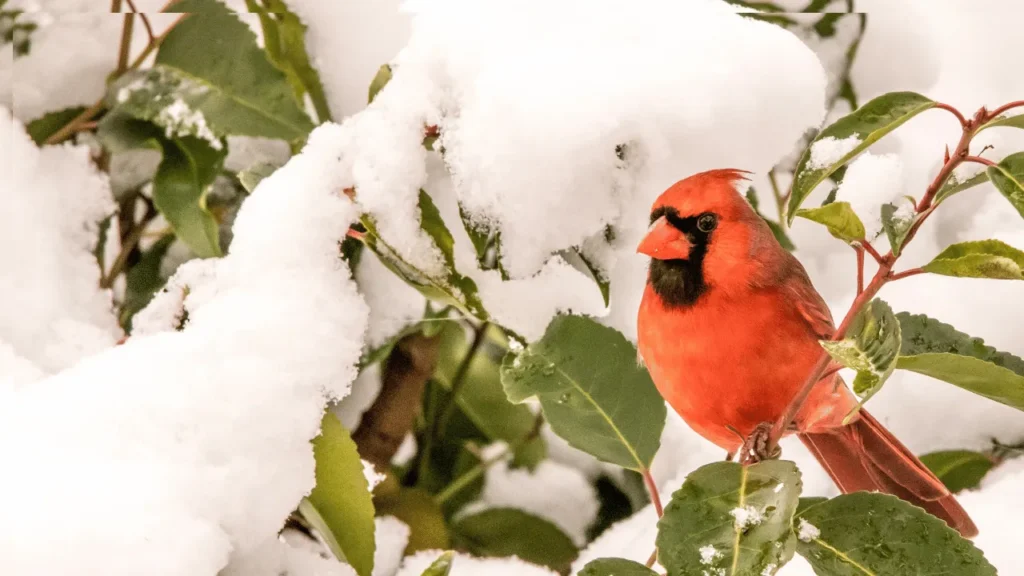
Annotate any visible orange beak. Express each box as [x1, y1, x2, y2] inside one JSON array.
[[637, 216, 693, 260]]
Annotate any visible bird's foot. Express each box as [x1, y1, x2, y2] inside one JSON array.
[[738, 422, 781, 465]]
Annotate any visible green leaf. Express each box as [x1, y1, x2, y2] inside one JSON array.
[[458, 204, 492, 267], [307, 412, 376, 576], [796, 497, 828, 516], [96, 112, 164, 154], [896, 312, 1024, 411], [787, 92, 936, 223], [153, 135, 226, 258], [368, 64, 393, 104], [237, 161, 278, 193], [419, 551, 454, 576], [794, 492, 995, 575], [880, 200, 917, 257], [577, 558, 659, 576], [795, 201, 866, 243], [575, 248, 610, 307], [121, 234, 175, 331], [986, 152, 1024, 220], [920, 450, 995, 493], [245, 0, 332, 122], [450, 508, 578, 574], [153, 0, 314, 142], [980, 113, 1024, 132], [656, 460, 801, 576], [820, 299, 901, 418], [434, 323, 545, 467], [500, 315, 666, 471], [375, 487, 450, 553], [935, 171, 988, 205], [360, 191, 488, 320], [26, 106, 85, 145], [922, 239, 1024, 280]]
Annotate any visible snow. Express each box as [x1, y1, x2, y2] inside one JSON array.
[[730, 505, 766, 531], [796, 519, 820, 543], [834, 152, 905, 238], [700, 545, 720, 565], [373, 516, 411, 576], [0, 123, 370, 575], [356, 250, 427, 349], [396, 550, 558, 576], [363, 460, 387, 492], [221, 534, 357, 576], [0, 109, 120, 374], [807, 135, 863, 170]]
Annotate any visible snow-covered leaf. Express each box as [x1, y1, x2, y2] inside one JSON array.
[[307, 412, 376, 576], [985, 152, 1024, 220], [155, 0, 314, 143], [368, 64, 393, 104], [820, 299, 901, 418], [656, 460, 801, 576], [419, 551, 454, 576], [922, 239, 1024, 280], [245, 0, 332, 122], [919, 450, 995, 493], [577, 558, 658, 576], [500, 315, 665, 471], [794, 493, 995, 575], [574, 248, 610, 307], [787, 92, 936, 223], [796, 201, 866, 244], [896, 312, 1024, 412], [434, 323, 545, 467], [450, 508, 578, 574], [880, 200, 917, 257]]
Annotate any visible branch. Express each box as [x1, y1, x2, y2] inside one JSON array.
[[855, 245, 865, 295], [935, 102, 968, 127], [435, 322, 489, 440], [889, 267, 925, 281], [116, 12, 134, 74], [861, 240, 884, 265], [964, 155, 996, 167], [986, 100, 1024, 121]]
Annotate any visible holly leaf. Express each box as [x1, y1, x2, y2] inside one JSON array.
[[577, 558, 659, 576], [500, 315, 665, 471], [896, 312, 1024, 412], [922, 239, 1024, 280], [880, 199, 917, 256], [451, 509, 578, 574], [656, 460, 802, 576], [920, 450, 995, 493], [788, 92, 936, 222], [794, 493, 995, 575], [795, 201, 866, 244], [306, 412, 376, 576], [820, 299, 901, 420], [152, 0, 314, 143], [985, 152, 1024, 220]]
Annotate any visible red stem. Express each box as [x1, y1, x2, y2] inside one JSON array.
[[964, 155, 996, 167], [986, 100, 1024, 120], [855, 246, 865, 295], [935, 102, 968, 127], [861, 241, 884, 265], [642, 468, 664, 518], [889, 268, 925, 281]]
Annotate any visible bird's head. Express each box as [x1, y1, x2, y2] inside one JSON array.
[[637, 169, 771, 307]]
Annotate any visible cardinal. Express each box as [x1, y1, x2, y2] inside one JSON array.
[[636, 169, 977, 537]]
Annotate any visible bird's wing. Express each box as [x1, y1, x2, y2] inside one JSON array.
[[780, 258, 835, 340]]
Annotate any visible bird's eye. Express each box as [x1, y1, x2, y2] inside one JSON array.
[[697, 213, 717, 233]]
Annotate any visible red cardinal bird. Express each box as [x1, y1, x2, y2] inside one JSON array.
[[636, 169, 977, 537]]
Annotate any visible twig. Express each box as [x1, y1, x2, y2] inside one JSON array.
[[125, 0, 156, 43], [642, 468, 664, 518], [768, 169, 787, 227], [861, 240, 884, 265], [116, 12, 135, 74], [646, 549, 658, 569], [435, 322, 490, 439], [854, 245, 865, 295], [101, 205, 156, 288], [964, 155, 997, 167], [43, 99, 106, 145], [986, 100, 1024, 121], [127, 12, 188, 70], [935, 102, 968, 127], [889, 267, 925, 281]]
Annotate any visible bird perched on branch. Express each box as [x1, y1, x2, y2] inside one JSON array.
[[635, 169, 976, 537]]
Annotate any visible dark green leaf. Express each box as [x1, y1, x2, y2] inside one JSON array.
[[986, 152, 1024, 220], [575, 248, 610, 307], [26, 106, 85, 145], [936, 171, 988, 204], [896, 312, 1024, 411], [245, 0, 332, 122], [981, 113, 1024, 132], [419, 551, 454, 576], [656, 460, 801, 576], [306, 412, 376, 576], [920, 450, 995, 493], [500, 315, 666, 471], [96, 112, 164, 154], [153, 136, 225, 258], [121, 234, 175, 331], [787, 92, 936, 222], [451, 508, 578, 574], [796, 201, 866, 243], [434, 323, 545, 467], [922, 239, 1024, 280], [458, 204, 492, 268], [153, 0, 314, 142], [794, 492, 995, 575], [368, 64, 393, 104], [577, 558, 658, 576], [820, 299, 901, 419], [237, 161, 278, 193], [880, 200, 917, 256], [796, 497, 827, 517]]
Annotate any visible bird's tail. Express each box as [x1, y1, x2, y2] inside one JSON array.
[[798, 409, 978, 538]]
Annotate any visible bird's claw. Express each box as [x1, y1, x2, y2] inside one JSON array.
[[739, 422, 781, 465]]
